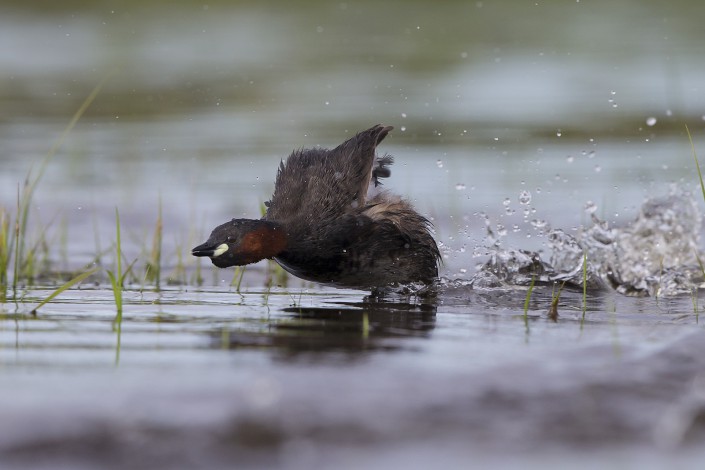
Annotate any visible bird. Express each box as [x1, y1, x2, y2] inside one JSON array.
[[192, 124, 440, 290]]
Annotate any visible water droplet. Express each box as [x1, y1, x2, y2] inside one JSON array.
[[566, 155, 574, 163], [594, 165, 602, 173], [497, 224, 507, 236], [502, 198, 511, 207], [666, 109, 673, 116], [436, 159, 443, 168], [556, 130, 562, 137], [401, 112, 407, 118], [455, 183, 466, 190], [585, 201, 597, 214], [518, 190, 532, 205], [608, 91, 618, 108], [646, 116, 657, 126], [400, 126, 406, 131]]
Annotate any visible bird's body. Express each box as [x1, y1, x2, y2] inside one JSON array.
[[193, 125, 440, 290]]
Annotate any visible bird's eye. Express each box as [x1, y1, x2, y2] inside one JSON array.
[[226, 236, 233, 242]]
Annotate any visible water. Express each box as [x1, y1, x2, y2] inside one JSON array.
[[2, 1, 705, 468]]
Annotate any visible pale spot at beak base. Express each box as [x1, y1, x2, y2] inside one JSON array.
[[213, 243, 229, 257]]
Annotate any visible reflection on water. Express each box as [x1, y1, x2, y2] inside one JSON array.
[[219, 301, 437, 359]]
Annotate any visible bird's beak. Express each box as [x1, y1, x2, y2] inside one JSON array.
[[192, 242, 229, 258]]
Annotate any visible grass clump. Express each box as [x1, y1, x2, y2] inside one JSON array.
[[1, 75, 110, 299], [107, 208, 135, 321]]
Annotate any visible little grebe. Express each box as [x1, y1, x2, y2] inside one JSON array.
[[192, 124, 440, 289]]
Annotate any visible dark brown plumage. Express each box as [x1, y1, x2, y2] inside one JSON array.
[[192, 124, 440, 290]]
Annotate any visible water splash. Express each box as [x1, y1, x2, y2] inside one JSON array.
[[518, 190, 532, 205], [467, 189, 703, 297]]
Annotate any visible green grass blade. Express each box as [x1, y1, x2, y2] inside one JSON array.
[[109, 208, 124, 318], [231, 266, 246, 292], [17, 72, 114, 273], [524, 276, 536, 322], [524, 276, 536, 342], [12, 186, 21, 295], [121, 258, 138, 286], [31, 267, 99, 315], [35, 72, 115, 191], [686, 124, 705, 203], [106, 270, 117, 288], [0, 207, 9, 294], [696, 252, 705, 280], [107, 270, 122, 314]]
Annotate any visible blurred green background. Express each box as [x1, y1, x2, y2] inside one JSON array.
[[2, 0, 703, 137]]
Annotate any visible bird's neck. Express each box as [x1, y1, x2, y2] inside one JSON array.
[[238, 220, 288, 263]]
